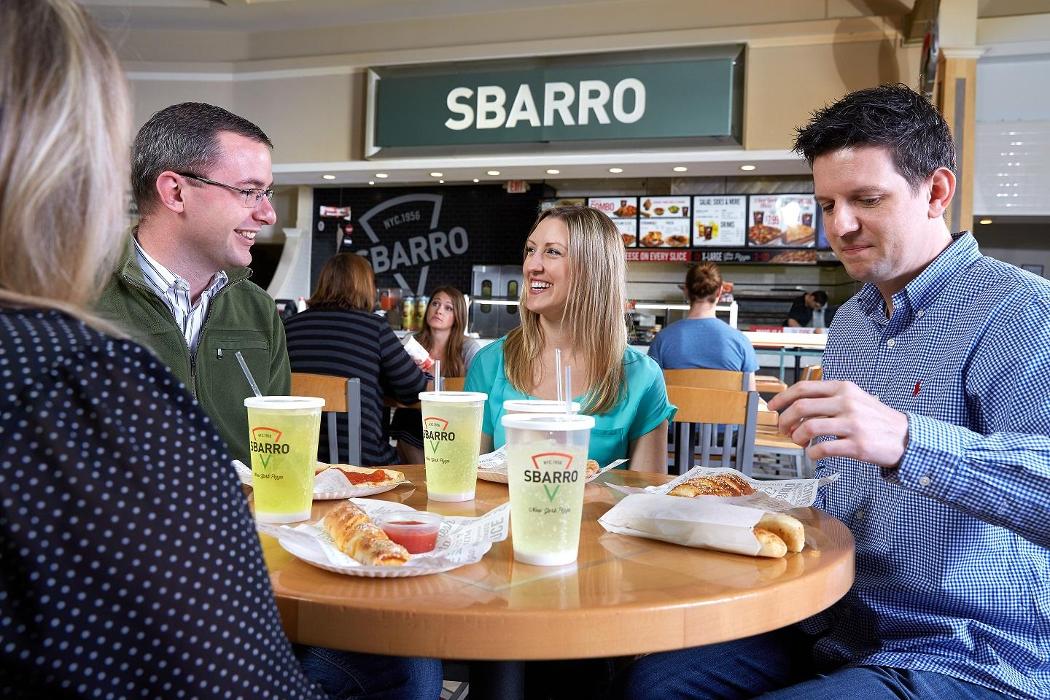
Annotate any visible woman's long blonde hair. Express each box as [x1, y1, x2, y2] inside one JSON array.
[[504, 205, 627, 414], [416, 286, 470, 377], [0, 0, 131, 327]]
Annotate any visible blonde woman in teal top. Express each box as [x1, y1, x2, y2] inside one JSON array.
[[465, 205, 675, 471]]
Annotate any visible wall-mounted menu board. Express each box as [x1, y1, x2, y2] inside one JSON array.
[[747, 194, 818, 248], [691, 195, 747, 247], [540, 192, 828, 260], [540, 197, 585, 211], [587, 197, 640, 247], [638, 196, 690, 248]]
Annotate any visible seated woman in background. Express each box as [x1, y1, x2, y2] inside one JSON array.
[[390, 286, 481, 464], [648, 261, 759, 384], [465, 205, 674, 471], [0, 2, 441, 697], [284, 253, 428, 467]]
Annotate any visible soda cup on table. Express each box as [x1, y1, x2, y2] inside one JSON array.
[[419, 391, 487, 502], [244, 396, 324, 523], [501, 413, 595, 566]]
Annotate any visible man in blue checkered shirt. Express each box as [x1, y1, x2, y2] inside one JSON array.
[[614, 84, 1050, 699]]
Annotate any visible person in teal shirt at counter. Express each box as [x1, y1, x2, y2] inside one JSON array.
[[465, 205, 675, 471]]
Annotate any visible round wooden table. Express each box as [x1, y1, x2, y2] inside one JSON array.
[[259, 466, 854, 698]]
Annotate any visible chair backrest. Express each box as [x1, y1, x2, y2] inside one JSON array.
[[663, 368, 749, 391], [290, 372, 362, 465], [664, 385, 759, 476], [440, 376, 466, 392], [800, 365, 823, 382]]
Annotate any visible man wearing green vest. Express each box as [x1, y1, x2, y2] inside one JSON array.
[[98, 102, 290, 464]]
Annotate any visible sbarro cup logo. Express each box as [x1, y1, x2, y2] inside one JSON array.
[[423, 416, 455, 453], [250, 426, 289, 469], [524, 452, 577, 502]]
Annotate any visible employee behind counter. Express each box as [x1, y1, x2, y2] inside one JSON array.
[[785, 289, 830, 329]]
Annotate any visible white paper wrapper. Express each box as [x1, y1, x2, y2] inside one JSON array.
[[599, 493, 780, 556], [604, 465, 837, 512], [262, 498, 511, 578], [476, 445, 626, 484], [233, 460, 409, 500]]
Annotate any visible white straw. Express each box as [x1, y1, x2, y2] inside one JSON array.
[[564, 366, 572, 414], [434, 359, 442, 392], [235, 351, 263, 398], [555, 348, 563, 403]]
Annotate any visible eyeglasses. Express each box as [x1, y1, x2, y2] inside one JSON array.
[[177, 172, 274, 208]]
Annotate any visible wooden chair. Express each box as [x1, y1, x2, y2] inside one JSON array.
[[290, 372, 362, 465], [439, 376, 465, 392], [662, 369, 750, 467], [665, 385, 760, 476], [800, 365, 823, 382], [753, 407, 811, 479]]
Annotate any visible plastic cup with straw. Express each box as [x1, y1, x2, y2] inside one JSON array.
[[419, 357, 487, 501], [238, 351, 324, 523]]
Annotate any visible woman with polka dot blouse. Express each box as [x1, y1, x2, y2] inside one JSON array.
[[0, 2, 441, 698]]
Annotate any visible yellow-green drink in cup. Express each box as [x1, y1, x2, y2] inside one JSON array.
[[502, 413, 594, 566], [419, 391, 486, 502], [244, 396, 323, 523]]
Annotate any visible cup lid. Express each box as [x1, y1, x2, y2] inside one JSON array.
[[244, 396, 325, 409], [503, 399, 581, 413], [501, 413, 595, 432], [418, 391, 487, 403]]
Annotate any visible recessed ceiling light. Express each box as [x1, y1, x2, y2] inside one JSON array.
[[322, 174, 336, 180], [487, 170, 501, 176], [375, 173, 388, 179], [430, 172, 443, 177], [546, 169, 560, 175], [979, 218, 993, 225], [608, 167, 623, 174], [368, 180, 375, 185], [439, 180, 445, 184], [740, 164, 757, 171], [473, 178, 480, 183], [673, 166, 688, 173]]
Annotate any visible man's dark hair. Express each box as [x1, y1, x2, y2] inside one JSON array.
[[793, 83, 956, 191], [131, 102, 272, 215], [811, 290, 828, 306]]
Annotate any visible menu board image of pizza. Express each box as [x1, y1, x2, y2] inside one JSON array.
[[639, 218, 690, 248], [747, 194, 818, 247], [691, 195, 746, 247], [640, 196, 690, 219], [540, 197, 585, 211], [588, 197, 639, 246]]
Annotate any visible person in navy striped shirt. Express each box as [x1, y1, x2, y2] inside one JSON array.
[[615, 84, 1049, 700]]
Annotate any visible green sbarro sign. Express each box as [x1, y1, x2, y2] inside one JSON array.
[[366, 46, 744, 156]]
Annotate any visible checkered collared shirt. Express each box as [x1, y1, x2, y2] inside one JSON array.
[[803, 232, 1050, 699], [133, 237, 228, 354]]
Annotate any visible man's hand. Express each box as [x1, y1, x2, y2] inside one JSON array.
[[766, 380, 909, 467]]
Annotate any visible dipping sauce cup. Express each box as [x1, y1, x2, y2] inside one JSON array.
[[375, 511, 443, 554]]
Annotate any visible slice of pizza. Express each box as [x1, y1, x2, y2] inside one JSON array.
[[316, 463, 406, 487], [585, 459, 600, 479]]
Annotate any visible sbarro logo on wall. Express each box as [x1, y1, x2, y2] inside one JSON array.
[[524, 452, 577, 502], [250, 426, 288, 470], [355, 194, 469, 295]]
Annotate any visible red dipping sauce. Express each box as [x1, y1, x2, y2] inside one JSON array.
[[376, 512, 442, 554]]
